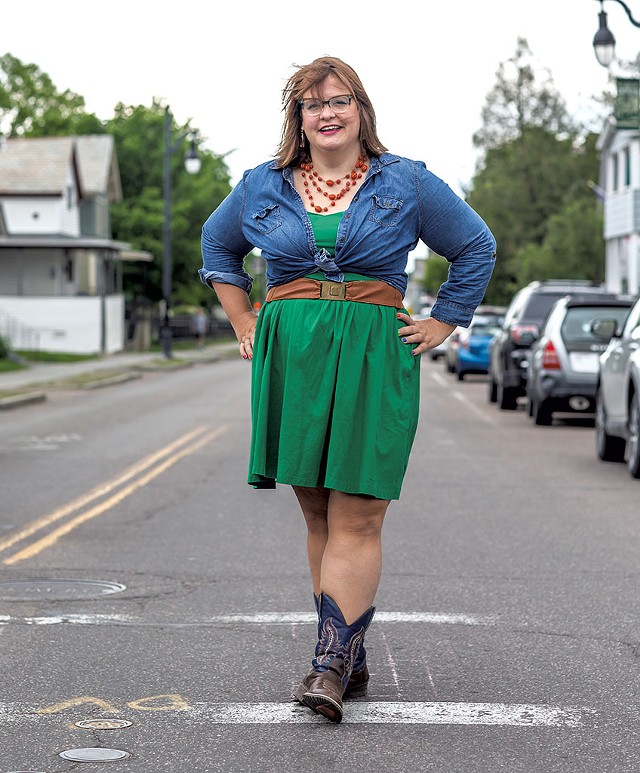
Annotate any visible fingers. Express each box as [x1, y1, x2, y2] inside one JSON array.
[[238, 322, 256, 361]]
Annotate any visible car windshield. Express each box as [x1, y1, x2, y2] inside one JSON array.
[[560, 306, 630, 345], [523, 293, 569, 322]]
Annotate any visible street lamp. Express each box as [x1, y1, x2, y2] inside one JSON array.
[[593, 0, 640, 67], [161, 106, 201, 359]]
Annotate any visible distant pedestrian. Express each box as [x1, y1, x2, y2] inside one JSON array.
[[192, 307, 206, 349], [199, 56, 496, 723]]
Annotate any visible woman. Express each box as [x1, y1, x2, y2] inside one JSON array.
[[200, 56, 496, 723]]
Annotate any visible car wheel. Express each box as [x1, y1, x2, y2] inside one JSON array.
[[488, 373, 498, 403], [497, 382, 518, 410], [627, 392, 640, 478], [595, 388, 626, 462], [457, 371, 465, 381], [532, 396, 552, 426]]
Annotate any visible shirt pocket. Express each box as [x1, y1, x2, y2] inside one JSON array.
[[369, 194, 403, 227], [252, 204, 282, 234]]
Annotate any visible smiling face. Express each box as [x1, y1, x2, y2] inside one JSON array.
[[300, 73, 361, 159]]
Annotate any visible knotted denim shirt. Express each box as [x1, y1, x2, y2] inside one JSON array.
[[200, 153, 496, 326]]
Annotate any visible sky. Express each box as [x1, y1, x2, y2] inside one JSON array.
[[4, 1, 639, 220]]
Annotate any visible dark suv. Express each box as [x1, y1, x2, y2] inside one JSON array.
[[488, 280, 608, 410]]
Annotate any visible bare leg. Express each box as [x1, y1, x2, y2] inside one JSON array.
[[292, 486, 330, 596], [320, 490, 389, 624]]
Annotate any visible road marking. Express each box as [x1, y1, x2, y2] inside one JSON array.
[[1, 425, 227, 565], [0, 611, 493, 627], [0, 700, 592, 726], [188, 701, 589, 726], [429, 371, 495, 424]]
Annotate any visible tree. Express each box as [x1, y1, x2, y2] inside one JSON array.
[[106, 101, 232, 306], [0, 53, 103, 136], [465, 39, 606, 304]]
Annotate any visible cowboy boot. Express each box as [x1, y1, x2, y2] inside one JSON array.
[[300, 593, 375, 723], [292, 594, 373, 704]]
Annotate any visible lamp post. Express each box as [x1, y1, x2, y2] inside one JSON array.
[[161, 106, 201, 359], [593, 0, 640, 67]]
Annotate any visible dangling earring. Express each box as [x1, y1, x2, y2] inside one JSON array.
[[300, 127, 305, 148]]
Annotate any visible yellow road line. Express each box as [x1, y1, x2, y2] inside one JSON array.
[[3, 426, 227, 565], [0, 425, 210, 555]]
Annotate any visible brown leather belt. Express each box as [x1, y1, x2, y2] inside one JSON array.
[[265, 278, 403, 308]]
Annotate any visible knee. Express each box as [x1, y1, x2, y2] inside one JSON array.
[[332, 512, 384, 541]]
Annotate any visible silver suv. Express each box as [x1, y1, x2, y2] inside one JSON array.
[[526, 294, 634, 425], [595, 295, 640, 478]]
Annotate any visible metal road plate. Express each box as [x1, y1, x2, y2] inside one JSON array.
[[59, 748, 130, 761], [75, 718, 133, 730], [0, 579, 126, 601]]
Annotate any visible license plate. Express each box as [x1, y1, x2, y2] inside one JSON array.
[[568, 352, 599, 373]]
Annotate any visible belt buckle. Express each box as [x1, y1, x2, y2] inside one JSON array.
[[319, 280, 347, 301]]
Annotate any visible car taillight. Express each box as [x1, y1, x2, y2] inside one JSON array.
[[541, 340, 561, 370], [509, 323, 539, 344]]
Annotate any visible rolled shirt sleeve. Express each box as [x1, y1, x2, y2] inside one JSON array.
[[200, 173, 255, 294], [417, 165, 496, 327]]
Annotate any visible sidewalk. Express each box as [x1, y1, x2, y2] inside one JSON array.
[[0, 340, 239, 408]]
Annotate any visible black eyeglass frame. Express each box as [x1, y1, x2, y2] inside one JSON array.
[[298, 95, 355, 114]]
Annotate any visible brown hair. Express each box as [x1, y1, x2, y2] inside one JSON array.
[[275, 56, 388, 169]]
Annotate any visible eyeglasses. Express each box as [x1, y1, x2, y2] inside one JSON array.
[[298, 95, 354, 116]]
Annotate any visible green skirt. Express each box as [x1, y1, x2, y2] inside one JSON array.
[[248, 274, 420, 500]]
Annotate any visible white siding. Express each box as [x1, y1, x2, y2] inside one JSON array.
[[0, 295, 124, 354]]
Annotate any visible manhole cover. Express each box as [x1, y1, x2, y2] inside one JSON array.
[[59, 747, 130, 762], [0, 579, 126, 601], [75, 718, 133, 730]]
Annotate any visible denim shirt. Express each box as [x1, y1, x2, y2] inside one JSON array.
[[200, 153, 496, 326]]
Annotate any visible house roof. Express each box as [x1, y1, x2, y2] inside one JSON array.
[[0, 135, 122, 201], [75, 135, 122, 200], [0, 136, 81, 196]]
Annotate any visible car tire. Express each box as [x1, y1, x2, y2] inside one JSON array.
[[532, 396, 552, 426], [497, 382, 518, 410], [488, 373, 498, 403], [595, 388, 626, 462], [626, 392, 640, 479], [457, 371, 465, 381]]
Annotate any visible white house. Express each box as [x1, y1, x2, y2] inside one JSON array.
[[597, 118, 640, 296], [0, 135, 151, 354]]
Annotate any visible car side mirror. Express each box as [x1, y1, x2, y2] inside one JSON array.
[[590, 318, 619, 341]]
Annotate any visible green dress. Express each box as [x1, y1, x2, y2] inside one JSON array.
[[248, 212, 420, 500]]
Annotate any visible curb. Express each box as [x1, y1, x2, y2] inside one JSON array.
[[0, 391, 47, 411], [82, 372, 143, 390]]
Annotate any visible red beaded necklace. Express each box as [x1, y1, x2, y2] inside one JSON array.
[[300, 155, 368, 213]]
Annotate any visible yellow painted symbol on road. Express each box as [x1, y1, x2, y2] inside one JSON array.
[[126, 694, 190, 711], [37, 694, 191, 715], [38, 696, 120, 715]]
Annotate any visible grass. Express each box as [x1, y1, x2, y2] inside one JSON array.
[[14, 350, 99, 363], [0, 360, 26, 373]]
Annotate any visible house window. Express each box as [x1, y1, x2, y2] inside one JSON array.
[[611, 153, 619, 192], [624, 146, 631, 187], [66, 185, 74, 208]]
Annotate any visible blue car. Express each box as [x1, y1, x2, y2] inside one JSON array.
[[455, 316, 503, 381]]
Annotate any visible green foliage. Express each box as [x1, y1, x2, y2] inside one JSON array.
[[420, 253, 449, 295], [106, 101, 232, 305], [465, 39, 607, 304], [0, 335, 10, 359], [0, 53, 103, 136]]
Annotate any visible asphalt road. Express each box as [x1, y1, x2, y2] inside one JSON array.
[[0, 356, 638, 772]]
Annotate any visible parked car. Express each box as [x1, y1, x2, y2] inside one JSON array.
[[444, 327, 463, 373], [525, 294, 634, 425], [595, 295, 640, 478], [445, 306, 505, 374], [455, 316, 503, 380], [488, 280, 609, 410]]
